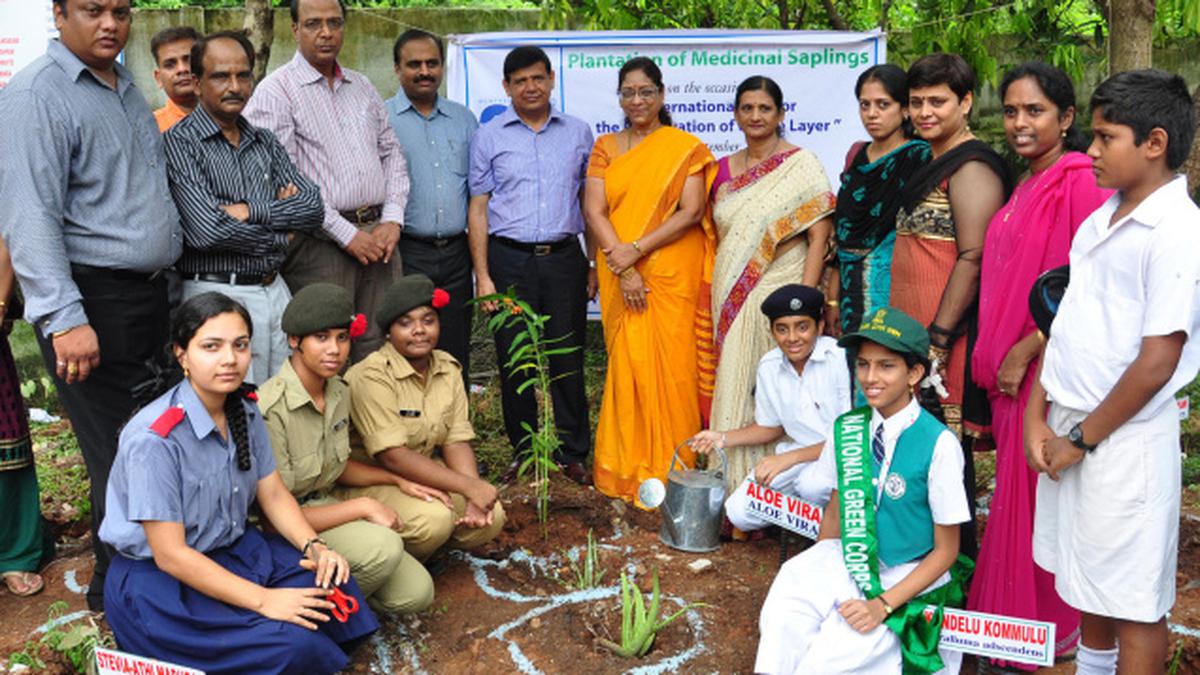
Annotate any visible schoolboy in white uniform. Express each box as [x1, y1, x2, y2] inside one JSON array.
[[1025, 69, 1200, 675], [757, 307, 969, 674], [690, 284, 851, 531]]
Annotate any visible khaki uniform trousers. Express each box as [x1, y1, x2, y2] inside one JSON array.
[[306, 496, 433, 614], [333, 485, 505, 562]]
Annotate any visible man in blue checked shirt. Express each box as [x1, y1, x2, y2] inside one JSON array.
[[387, 29, 478, 388], [0, 0, 183, 610], [165, 31, 323, 384]]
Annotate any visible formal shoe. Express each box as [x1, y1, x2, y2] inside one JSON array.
[[557, 461, 592, 486]]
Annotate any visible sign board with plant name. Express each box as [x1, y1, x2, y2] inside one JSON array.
[[937, 608, 1055, 667], [94, 648, 204, 675], [742, 481, 823, 540]]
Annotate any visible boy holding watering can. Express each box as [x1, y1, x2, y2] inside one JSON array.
[[689, 284, 851, 534]]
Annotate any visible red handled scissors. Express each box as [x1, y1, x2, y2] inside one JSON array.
[[326, 586, 359, 623]]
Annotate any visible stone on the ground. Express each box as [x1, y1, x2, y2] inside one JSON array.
[[687, 558, 713, 574]]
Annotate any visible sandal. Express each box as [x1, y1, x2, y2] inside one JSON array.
[[2, 571, 45, 597]]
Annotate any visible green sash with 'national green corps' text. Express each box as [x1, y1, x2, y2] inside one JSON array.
[[834, 407, 973, 675]]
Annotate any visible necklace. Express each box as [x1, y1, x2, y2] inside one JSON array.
[[742, 136, 782, 174], [1001, 150, 1065, 223]]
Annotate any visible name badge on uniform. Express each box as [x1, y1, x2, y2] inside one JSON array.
[[398, 409, 422, 418], [332, 418, 349, 432]]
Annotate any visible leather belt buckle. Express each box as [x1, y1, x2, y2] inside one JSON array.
[[533, 244, 553, 256], [355, 205, 373, 223]]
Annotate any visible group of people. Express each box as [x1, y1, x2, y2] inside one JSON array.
[[0, 0, 1198, 673]]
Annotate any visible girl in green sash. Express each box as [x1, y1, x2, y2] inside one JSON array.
[[756, 307, 971, 675]]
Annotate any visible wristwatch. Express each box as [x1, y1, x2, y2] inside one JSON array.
[[1067, 422, 1097, 453]]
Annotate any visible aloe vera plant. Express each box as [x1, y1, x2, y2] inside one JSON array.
[[562, 528, 606, 590], [598, 569, 706, 658]]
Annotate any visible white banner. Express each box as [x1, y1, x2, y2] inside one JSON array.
[[446, 29, 886, 186], [0, 0, 55, 90]]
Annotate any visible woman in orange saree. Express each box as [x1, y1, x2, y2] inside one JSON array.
[[584, 57, 716, 503]]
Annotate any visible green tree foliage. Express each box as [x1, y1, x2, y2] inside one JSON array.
[[540, 0, 1200, 86]]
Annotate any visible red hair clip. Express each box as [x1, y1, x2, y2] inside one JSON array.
[[348, 313, 367, 339], [432, 288, 450, 309]]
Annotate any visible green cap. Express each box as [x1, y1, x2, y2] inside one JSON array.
[[376, 274, 437, 330], [838, 306, 929, 357], [281, 283, 355, 336]]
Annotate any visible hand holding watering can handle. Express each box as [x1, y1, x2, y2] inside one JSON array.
[[670, 439, 727, 481]]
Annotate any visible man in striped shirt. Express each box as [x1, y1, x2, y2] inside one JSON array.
[[0, 0, 183, 610], [245, 0, 411, 362], [165, 32, 323, 384]]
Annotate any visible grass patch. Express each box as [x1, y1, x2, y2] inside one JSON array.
[[33, 422, 92, 522], [469, 312, 607, 482], [9, 321, 60, 412]]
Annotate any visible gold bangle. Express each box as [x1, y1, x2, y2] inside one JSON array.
[[0, 300, 6, 308], [826, 299, 839, 308], [631, 239, 643, 254], [51, 325, 78, 339]]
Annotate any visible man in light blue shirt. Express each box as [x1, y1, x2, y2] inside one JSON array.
[[0, 0, 182, 610], [467, 46, 595, 484], [387, 30, 478, 383]]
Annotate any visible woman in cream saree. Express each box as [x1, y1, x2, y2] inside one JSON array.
[[710, 77, 835, 491]]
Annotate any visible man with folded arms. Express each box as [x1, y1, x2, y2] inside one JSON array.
[[165, 31, 323, 384]]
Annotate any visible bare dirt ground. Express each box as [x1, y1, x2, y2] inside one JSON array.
[[5, 475, 1200, 673]]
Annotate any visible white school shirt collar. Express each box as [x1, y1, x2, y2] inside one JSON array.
[[1083, 175, 1187, 247], [869, 396, 922, 505]]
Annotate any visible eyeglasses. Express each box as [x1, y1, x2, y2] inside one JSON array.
[[300, 18, 345, 32], [618, 87, 659, 101]]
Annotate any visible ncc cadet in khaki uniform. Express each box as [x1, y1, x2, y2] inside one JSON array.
[[337, 274, 504, 562], [258, 283, 435, 613]]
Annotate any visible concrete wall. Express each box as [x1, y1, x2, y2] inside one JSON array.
[[128, 7, 541, 109]]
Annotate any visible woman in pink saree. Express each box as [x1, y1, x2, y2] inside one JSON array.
[[969, 62, 1110, 667]]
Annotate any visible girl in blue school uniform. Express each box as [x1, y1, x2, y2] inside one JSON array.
[[99, 292, 378, 675]]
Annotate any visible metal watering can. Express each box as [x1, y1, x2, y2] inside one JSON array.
[[638, 442, 727, 553]]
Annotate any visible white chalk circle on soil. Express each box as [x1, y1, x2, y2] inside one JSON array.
[[369, 542, 709, 674]]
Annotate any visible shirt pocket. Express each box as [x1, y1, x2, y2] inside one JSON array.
[[182, 468, 229, 541], [284, 432, 326, 491], [397, 415, 430, 454], [447, 137, 470, 176]]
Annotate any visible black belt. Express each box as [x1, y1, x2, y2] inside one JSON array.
[[338, 204, 383, 225], [490, 235, 575, 256], [190, 271, 278, 287], [70, 263, 162, 282], [404, 231, 466, 247]]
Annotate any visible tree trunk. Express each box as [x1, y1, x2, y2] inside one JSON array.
[[1184, 84, 1200, 197], [1106, 0, 1155, 74], [242, 0, 274, 82], [820, 0, 849, 30]]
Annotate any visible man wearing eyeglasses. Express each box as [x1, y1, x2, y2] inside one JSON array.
[[245, 0, 410, 362], [468, 46, 596, 485]]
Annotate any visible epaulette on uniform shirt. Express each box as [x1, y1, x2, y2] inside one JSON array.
[[150, 406, 186, 438]]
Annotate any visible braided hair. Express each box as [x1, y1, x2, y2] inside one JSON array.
[[171, 292, 256, 471]]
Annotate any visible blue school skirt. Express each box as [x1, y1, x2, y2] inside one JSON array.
[[104, 527, 379, 675]]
